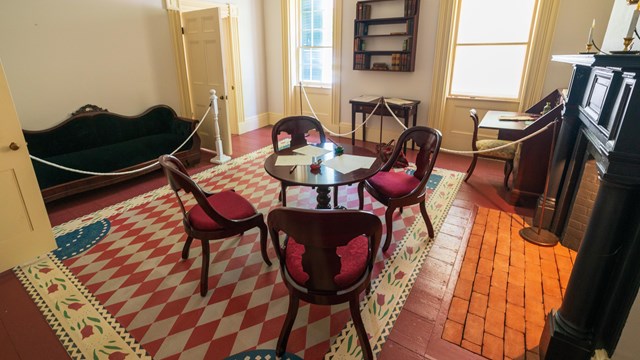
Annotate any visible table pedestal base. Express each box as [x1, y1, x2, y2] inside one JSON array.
[[316, 186, 332, 209]]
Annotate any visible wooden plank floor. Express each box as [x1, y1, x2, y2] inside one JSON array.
[[0, 126, 534, 359]]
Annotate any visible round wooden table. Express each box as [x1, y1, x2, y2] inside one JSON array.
[[264, 143, 382, 209]]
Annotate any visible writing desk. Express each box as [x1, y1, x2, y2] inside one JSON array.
[[349, 97, 420, 148], [479, 108, 561, 204]]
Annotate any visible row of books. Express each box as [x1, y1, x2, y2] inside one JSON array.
[[354, 38, 366, 51], [354, 54, 370, 70], [402, 38, 411, 51], [404, 0, 418, 17], [356, 3, 372, 20], [391, 53, 411, 71], [355, 22, 369, 36]]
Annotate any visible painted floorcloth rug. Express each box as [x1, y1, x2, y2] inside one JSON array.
[[15, 145, 464, 360]]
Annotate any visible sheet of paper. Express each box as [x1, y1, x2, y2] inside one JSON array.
[[384, 97, 413, 105], [351, 95, 381, 103], [498, 115, 538, 121], [275, 155, 313, 166], [323, 155, 377, 174], [293, 145, 331, 157]]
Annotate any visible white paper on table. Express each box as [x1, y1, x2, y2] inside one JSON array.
[[323, 154, 377, 174], [351, 95, 381, 103], [293, 145, 331, 157], [275, 155, 313, 166], [384, 97, 413, 105]]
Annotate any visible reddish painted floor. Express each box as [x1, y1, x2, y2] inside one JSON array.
[[0, 126, 534, 359]]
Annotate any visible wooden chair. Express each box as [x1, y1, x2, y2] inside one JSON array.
[[267, 208, 382, 360], [159, 155, 271, 296], [358, 126, 442, 251], [271, 116, 338, 207], [465, 109, 516, 189]]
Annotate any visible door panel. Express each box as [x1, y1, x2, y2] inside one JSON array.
[[182, 8, 232, 155], [0, 61, 55, 272]]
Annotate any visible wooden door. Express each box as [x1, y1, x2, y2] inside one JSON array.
[[0, 61, 55, 272], [182, 8, 233, 155]]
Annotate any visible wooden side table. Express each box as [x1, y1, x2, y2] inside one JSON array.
[[349, 97, 420, 149]]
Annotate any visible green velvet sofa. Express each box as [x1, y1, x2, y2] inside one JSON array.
[[23, 104, 201, 203]]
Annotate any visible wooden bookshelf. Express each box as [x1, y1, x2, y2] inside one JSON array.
[[353, 0, 419, 72]]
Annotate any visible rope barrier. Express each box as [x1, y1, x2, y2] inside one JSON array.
[[300, 82, 557, 155], [300, 82, 381, 137], [29, 106, 211, 176]]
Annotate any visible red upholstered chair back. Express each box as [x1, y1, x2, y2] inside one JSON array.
[[268, 208, 382, 294], [381, 126, 442, 197], [271, 116, 327, 152]]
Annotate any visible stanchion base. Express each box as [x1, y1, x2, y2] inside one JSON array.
[[210, 154, 231, 165], [520, 227, 559, 247]]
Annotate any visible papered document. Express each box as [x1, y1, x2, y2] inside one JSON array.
[[384, 97, 413, 105], [275, 155, 313, 166], [324, 155, 377, 174], [351, 95, 381, 103], [293, 145, 331, 157]]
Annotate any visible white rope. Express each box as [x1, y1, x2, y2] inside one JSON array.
[[440, 120, 557, 154], [29, 106, 211, 176], [299, 82, 380, 137], [301, 81, 556, 155]]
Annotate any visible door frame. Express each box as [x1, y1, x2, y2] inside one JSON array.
[[166, 0, 244, 135]]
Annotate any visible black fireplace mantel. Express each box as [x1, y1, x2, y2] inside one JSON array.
[[540, 54, 640, 359]]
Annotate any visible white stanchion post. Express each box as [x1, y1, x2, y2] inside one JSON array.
[[209, 89, 231, 164]]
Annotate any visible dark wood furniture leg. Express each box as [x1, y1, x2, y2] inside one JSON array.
[[316, 186, 332, 209], [351, 106, 357, 145]]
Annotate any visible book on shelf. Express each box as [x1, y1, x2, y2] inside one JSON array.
[[404, 0, 417, 17], [356, 3, 371, 20]]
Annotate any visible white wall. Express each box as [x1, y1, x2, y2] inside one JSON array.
[[541, 0, 614, 96], [231, 0, 269, 119], [338, 0, 440, 140], [264, 0, 284, 117], [602, 0, 639, 52], [0, 0, 181, 130]]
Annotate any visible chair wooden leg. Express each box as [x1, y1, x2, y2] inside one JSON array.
[[503, 159, 514, 190], [200, 240, 210, 296], [465, 154, 478, 182], [258, 222, 272, 266], [181, 236, 194, 260], [383, 207, 395, 252], [420, 201, 434, 238], [333, 186, 339, 208], [357, 182, 365, 210], [349, 297, 373, 360], [281, 183, 287, 207], [276, 294, 299, 357]]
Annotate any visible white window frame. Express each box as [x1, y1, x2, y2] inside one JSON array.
[[298, 0, 334, 87], [447, 0, 539, 101]]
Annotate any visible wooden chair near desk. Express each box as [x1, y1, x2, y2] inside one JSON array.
[[271, 116, 339, 207], [465, 109, 517, 189]]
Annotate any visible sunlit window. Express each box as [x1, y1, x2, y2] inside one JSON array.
[[300, 0, 333, 84], [450, 0, 536, 99]]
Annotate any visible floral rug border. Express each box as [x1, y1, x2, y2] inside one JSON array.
[[327, 168, 464, 358], [14, 254, 151, 360]]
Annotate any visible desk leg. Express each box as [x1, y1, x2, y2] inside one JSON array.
[[351, 107, 356, 145], [316, 186, 331, 209], [362, 113, 367, 144]]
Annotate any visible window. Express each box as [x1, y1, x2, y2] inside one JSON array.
[[449, 0, 537, 99], [299, 0, 333, 84]]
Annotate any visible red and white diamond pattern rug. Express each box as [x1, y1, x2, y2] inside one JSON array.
[[17, 145, 464, 359]]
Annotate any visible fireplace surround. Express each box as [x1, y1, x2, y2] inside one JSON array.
[[537, 55, 640, 359]]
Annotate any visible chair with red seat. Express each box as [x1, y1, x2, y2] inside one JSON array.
[[159, 154, 271, 296], [272, 116, 339, 207], [267, 208, 382, 360], [358, 126, 442, 251]]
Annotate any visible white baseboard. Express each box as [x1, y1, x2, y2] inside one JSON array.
[[238, 112, 271, 134]]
